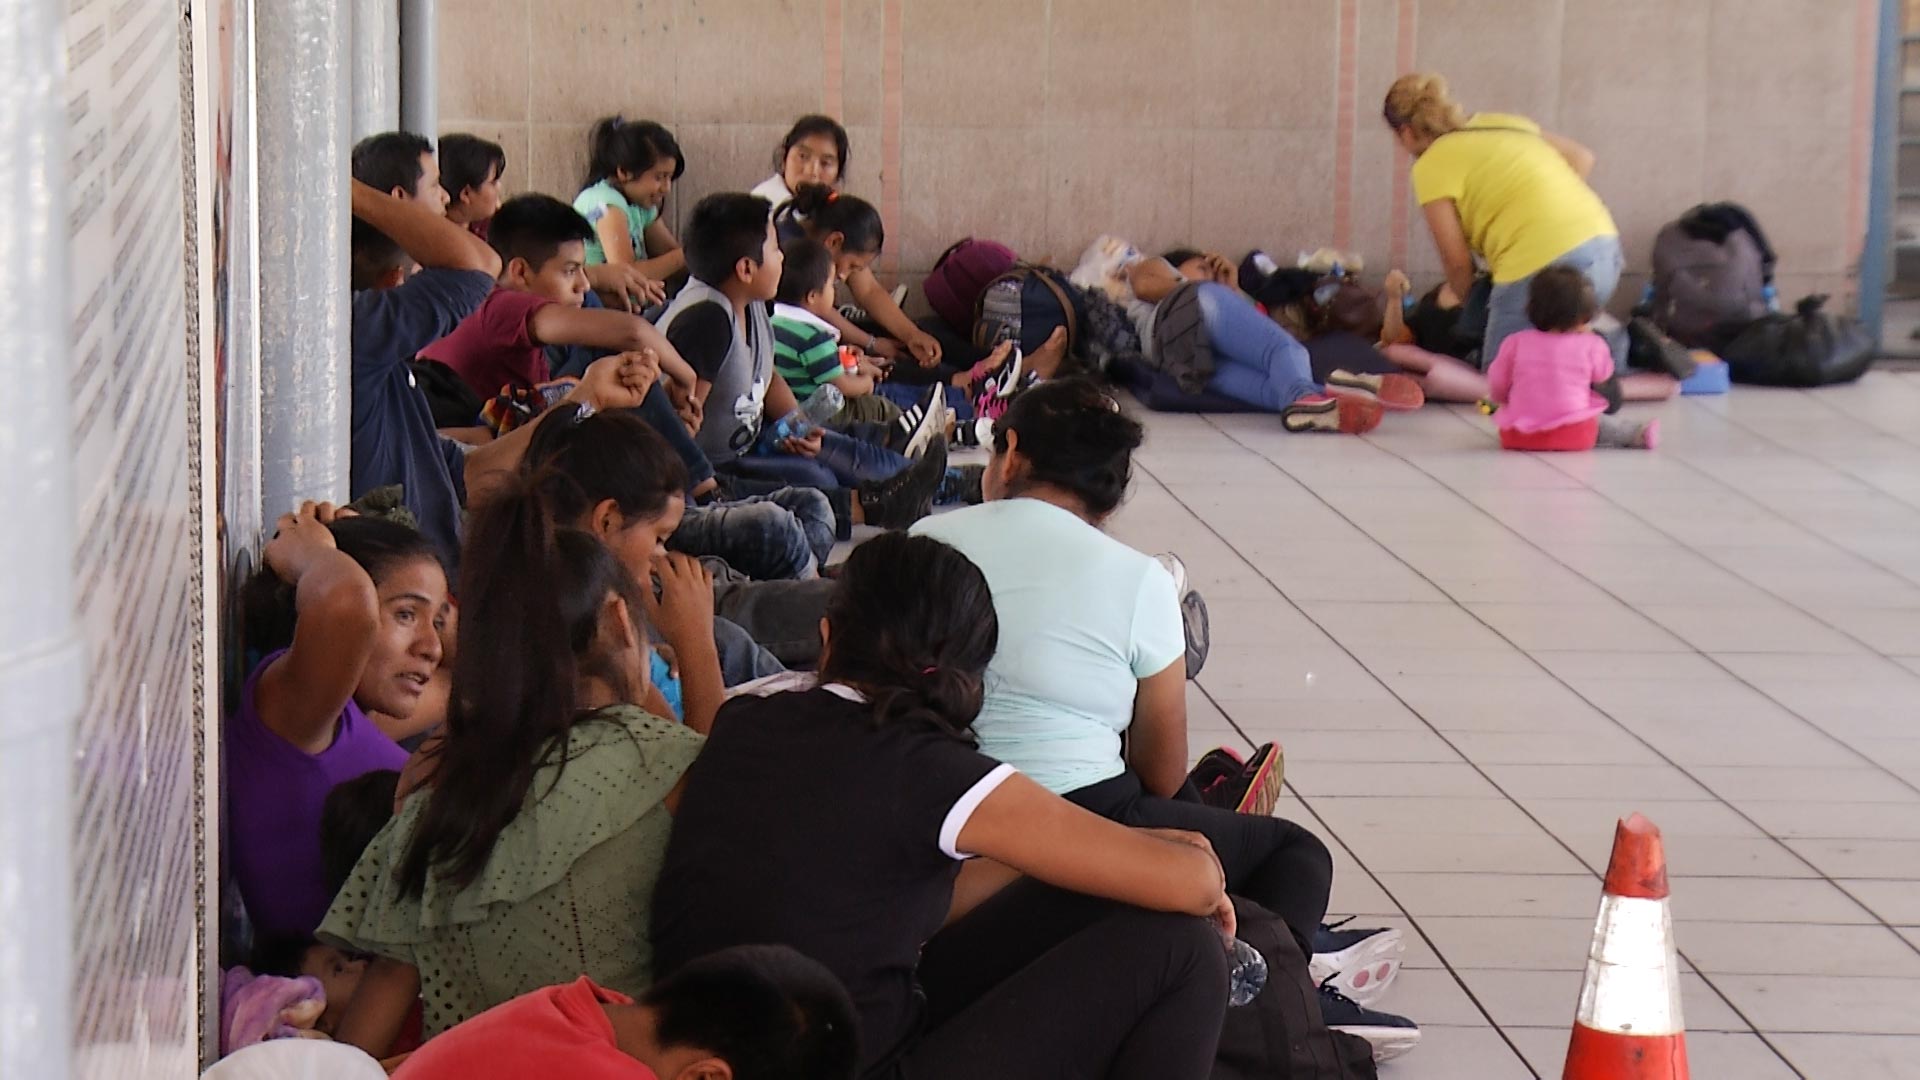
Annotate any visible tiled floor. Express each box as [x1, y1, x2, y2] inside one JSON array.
[[1101, 371, 1920, 1079]]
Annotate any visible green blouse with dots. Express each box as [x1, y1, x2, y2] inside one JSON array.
[[319, 706, 703, 1036]]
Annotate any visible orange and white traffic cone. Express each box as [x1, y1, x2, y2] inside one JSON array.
[[1563, 813, 1690, 1080]]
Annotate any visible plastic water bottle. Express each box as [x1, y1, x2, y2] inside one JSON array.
[[1762, 283, 1779, 313], [776, 384, 845, 440], [1227, 937, 1268, 1007]]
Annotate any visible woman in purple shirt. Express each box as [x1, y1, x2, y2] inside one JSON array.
[[227, 502, 451, 938]]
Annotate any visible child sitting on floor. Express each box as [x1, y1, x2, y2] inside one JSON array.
[[771, 237, 903, 429], [387, 946, 857, 1080], [574, 117, 686, 285], [657, 192, 948, 531], [1487, 265, 1657, 451], [750, 114, 850, 211]]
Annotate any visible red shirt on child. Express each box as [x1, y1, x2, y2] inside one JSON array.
[[391, 977, 656, 1080], [417, 287, 555, 401]]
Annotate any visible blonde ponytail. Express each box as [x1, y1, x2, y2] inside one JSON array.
[[1383, 73, 1467, 142]]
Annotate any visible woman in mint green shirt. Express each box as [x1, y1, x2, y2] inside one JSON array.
[[573, 116, 687, 284]]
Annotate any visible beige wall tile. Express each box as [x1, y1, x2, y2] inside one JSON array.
[[1415, 0, 1566, 126], [666, 123, 793, 233], [897, 127, 1050, 273], [839, 124, 883, 203], [1048, 0, 1195, 130], [438, 0, 530, 122], [1352, 0, 1409, 268], [1559, 1, 1709, 135], [1192, 130, 1339, 260], [529, 0, 676, 124], [902, 0, 1045, 129], [1045, 129, 1196, 265], [838, 0, 885, 129], [1193, 0, 1340, 130], [528, 122, 593, 204], [672, 0, 821, 126], [1708, 0, 1857, 131]]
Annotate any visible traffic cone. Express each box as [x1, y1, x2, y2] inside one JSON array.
[[1562, 813, 1689, 1079]]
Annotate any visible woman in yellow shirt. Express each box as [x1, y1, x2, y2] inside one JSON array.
[[1383, 73, 1676, 400]]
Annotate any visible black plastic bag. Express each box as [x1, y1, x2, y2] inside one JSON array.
[[1720, 295, 1875, 387]]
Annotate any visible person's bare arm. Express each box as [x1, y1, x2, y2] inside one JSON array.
[[1422, 200, 1477, 304], [594, 212, 637, 265], [331, 957, 420, 1058], [831, 366, 877, 397], [763, 370, 801, 424], [527, 306, 698, 398], [255, 504, 380, 755], [350, 180, 500, 276], [957, 772, 1232, 934], [1380, 269, 1411, 347], [636, 218, 686, 280], [1126, 257, 1188, 305], [643, 554, 723, 735], [1541, 131, 1597, 180], [584, 262, 666, 312], [847, 267, 941, 366], [1127, 660, 1191, 799]]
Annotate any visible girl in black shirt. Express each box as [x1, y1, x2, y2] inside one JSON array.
[[653, 533, 1235, 1079]]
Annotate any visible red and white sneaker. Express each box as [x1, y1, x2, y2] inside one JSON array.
[[1324, 369, 1426, 411], [1281, 393, 1384, 434]]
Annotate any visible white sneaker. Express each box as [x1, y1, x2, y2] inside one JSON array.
[[902, 385, 946, 459], [1310, 922, 1404, 1009], [889, 284, 909, 307]]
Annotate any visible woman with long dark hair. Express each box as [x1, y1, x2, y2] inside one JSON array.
[[319, 481, 702, 1053]]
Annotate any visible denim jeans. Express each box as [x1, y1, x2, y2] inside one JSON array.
[[669, 489, 833, 582], [1484, 233, 1626, 371], [1194, 282, 1320, 411], [733, 426, 909, 490]]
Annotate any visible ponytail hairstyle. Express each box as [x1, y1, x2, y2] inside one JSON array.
[[1382, 73, 1467, 143], [239, 516, 444, 665], [774, 115, 851, 182], [782, 183, 884, 255], [816, 533, 998, 745], [584, 116, 686, 189], [991, 378, 1144, 519], [522, 402, 690, 522], [396, 480, 648, 897]]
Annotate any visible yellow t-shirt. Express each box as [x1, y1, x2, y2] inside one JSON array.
[[1410, 113, 1617, 283]]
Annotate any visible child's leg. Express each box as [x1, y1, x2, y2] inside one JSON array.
[[1620, 372, 1680, 401], [1596, 415, 1659, 450], [830, 394, 903, 428], [1380, 343, 1488, 403], [813, 428, 912, 486]]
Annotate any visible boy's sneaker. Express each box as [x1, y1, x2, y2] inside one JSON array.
[[1281, 393, 1383, 434], [889, 284, 909, 307], [837, 302, 871, 324], [1323, 369, 1426, 411], [1154, 553, 1211, 678], [900, 385, 946, 459], [1311, 920, 1405, 1008], [858, 437, 948, 529], [1316, 982, 1420, 1063], [936, 464, 986, 506]]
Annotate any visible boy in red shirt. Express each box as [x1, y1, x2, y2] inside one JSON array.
[[419, 194, 700, 414], [391, 947, 856, 1080]]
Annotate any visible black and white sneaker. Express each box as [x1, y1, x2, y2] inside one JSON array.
[[837, 302, 871, 324], [898, 385, 946, 459], [1311, 919, 1404, 1009], [1317, 981, 1420, 1063], [858, 437, 948, 529]]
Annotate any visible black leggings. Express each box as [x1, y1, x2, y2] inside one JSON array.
[[1068, 772, 1333, 958], [907, 883, 1228, 1080]]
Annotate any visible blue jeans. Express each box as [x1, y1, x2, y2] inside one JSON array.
[[669, 489, 832, 581], [736, 426, 909, 490], [1194, 282, 1320, 411], [1485, 234, 1626, 371]]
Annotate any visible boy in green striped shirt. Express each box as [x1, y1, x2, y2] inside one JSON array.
[[771, 238, 903, 428]]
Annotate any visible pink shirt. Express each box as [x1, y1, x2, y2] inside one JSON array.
[[1486, 328, 1612, 433]]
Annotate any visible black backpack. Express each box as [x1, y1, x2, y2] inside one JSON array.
[[1214, 898, 1378, 1080], [1648, 202, 1776, 352], [1720, 294, 1875, 387]]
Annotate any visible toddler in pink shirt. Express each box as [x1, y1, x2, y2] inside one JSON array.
[[1486, 266, 1656, 452]]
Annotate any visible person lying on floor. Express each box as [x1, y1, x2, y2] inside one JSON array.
[[912, 379, 1420, 1063]]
